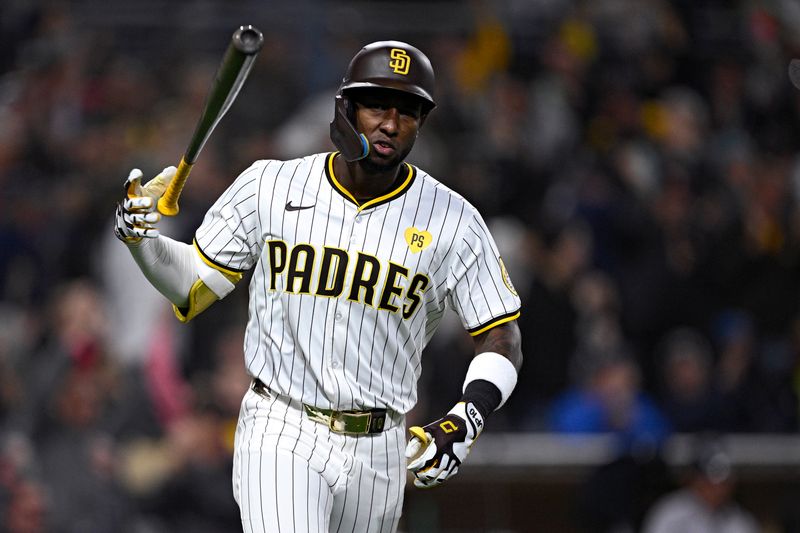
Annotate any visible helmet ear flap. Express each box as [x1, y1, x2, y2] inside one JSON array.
[[330, 94, 369, 162]]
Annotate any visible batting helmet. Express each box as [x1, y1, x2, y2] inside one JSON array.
[[330, 41, 436, 161]]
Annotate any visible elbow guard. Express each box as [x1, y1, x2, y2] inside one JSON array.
[[173, 251, 243, 323]]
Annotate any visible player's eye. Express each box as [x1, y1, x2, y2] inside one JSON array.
[[360, 101, 386, 110], [398, 107, 421, 119]]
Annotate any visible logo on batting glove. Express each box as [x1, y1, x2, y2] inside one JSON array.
[[405, 401, 484, 488]]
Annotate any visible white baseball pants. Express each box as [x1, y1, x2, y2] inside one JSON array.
[[233, 385, 407, 533]]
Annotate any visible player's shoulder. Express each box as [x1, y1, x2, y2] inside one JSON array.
[[410, 164, 482, 218], [246, 152, 329, 175]]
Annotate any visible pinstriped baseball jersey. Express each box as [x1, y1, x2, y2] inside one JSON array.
[[194, 151, 520, 414]]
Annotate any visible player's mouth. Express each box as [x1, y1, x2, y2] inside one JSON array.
[[372, 140, 396, 156]]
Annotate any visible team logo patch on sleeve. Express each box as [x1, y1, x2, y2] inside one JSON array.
[[404, 227, 432, 253], [498, 257, 518, 296]]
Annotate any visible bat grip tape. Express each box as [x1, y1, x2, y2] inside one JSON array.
[[158, 158, 193, 216]]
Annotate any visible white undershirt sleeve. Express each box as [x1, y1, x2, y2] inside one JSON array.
[[127, 237, 198, 307]]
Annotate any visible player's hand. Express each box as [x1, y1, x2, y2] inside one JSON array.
[[405, 401, 484, 488], [114, 166, 177, 244]]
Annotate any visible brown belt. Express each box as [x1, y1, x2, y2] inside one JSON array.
[[251, 378, 388, 435]]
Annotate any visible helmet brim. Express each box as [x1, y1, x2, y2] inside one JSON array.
[[341, 82, 435, 112]]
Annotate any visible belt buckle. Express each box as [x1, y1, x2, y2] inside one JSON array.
[[304, 405, 331, 426], [330, 411, 372, 435], [303, 404, 384, 435]]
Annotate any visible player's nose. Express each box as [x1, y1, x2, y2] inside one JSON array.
[[378, 108, 400, 134]]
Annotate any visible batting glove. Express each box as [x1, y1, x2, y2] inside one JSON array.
[[405, 401, 484, 488], [114, 166, 177, 244]]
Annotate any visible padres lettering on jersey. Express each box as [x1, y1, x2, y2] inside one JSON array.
[[194, 152, 520, 413], [264, 240, 428, 318]]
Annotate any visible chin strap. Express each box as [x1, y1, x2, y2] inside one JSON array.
[[330, 95, 369, 162]]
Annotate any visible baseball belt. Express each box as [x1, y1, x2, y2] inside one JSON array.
[[251, 378, 388, 435]]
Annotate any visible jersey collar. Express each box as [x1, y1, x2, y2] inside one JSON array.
[[325, 152, 416, 212]]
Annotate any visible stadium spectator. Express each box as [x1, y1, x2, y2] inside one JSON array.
[[655, 327, 722, 432], [548, 347, 672, 453], [641, 436, 759, 533]]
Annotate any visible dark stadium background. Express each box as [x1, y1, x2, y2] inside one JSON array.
[[1, 1, 799, 531]]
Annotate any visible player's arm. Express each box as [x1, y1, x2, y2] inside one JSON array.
[[114, 168, 240, 322], [406, 207, 522, 488], [405, 320, 521, 488], [473, 320, 523, 370], [462, 319, 522, 414]]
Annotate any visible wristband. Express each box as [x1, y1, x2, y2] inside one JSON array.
[[462, 352, 518, 409], [461, 380, 501, 418]]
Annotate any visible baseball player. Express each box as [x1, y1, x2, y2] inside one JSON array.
[[114, 40, 522, 532]]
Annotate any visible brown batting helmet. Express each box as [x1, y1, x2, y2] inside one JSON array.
[[330, 41, 436, 161]]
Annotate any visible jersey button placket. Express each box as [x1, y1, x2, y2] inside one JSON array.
[[349, 213, 363, 247], [328, 292, 347, 373], [331, 209, 357, 375], [330, 309, 348, 374]]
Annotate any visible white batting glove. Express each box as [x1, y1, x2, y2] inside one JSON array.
[[114, 166, 177, 245], [405, 401, 484, 488]]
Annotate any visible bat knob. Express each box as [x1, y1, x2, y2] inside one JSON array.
[[234, 25, 264, 55]]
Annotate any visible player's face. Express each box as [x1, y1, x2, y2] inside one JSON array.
[[352, 89, 424, 171]]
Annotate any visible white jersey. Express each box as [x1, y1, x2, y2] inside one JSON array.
[[195, 152, 521, 414]]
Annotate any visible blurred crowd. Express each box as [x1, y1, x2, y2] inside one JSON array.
[[2, 0, 800, 531]]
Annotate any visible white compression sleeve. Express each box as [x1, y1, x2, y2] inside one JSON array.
[[127, 237, 197, 307]]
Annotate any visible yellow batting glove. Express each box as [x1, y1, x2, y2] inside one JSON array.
[[114, 167, 176, 244]]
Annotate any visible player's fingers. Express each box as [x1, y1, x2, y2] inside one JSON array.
[[413, 476, 437, 489], [121, 210, 159, 237], [142, 165, 178, 197], [125, 168, 143, 185], [407, 439, 437, 471], [412, 477, 428, 489], [414, 455, 443, 480], [124, 168, 144, 197], [405, 438, 422, 460], [432, 458, 458, 484], [425, 454, 450, 480], [160, 165, 178, 179], [128, 211, 160, 225], [124, 196, 154, 211], [406, 428, 433, 465], [413, 459, 451, 488], [408, 426, 430, 446], [412, 466, 437, 486], [130, 226, 159, 239]]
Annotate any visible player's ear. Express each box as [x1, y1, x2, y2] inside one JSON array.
[[418, 111, 429, 128]]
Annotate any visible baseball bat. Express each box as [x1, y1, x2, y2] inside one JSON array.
[[158, 25, 264, 216]]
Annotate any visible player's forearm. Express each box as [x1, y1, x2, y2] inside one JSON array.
[[462, 321, 522, 415], [126, 236, 196, 307], [406, 321, 523, 487]]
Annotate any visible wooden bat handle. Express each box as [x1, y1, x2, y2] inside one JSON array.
[[157, 158, 193, 216]]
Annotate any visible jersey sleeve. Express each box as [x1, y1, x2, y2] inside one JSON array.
[[446, 210, 522, 336], [194, 161, 265, 273]]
